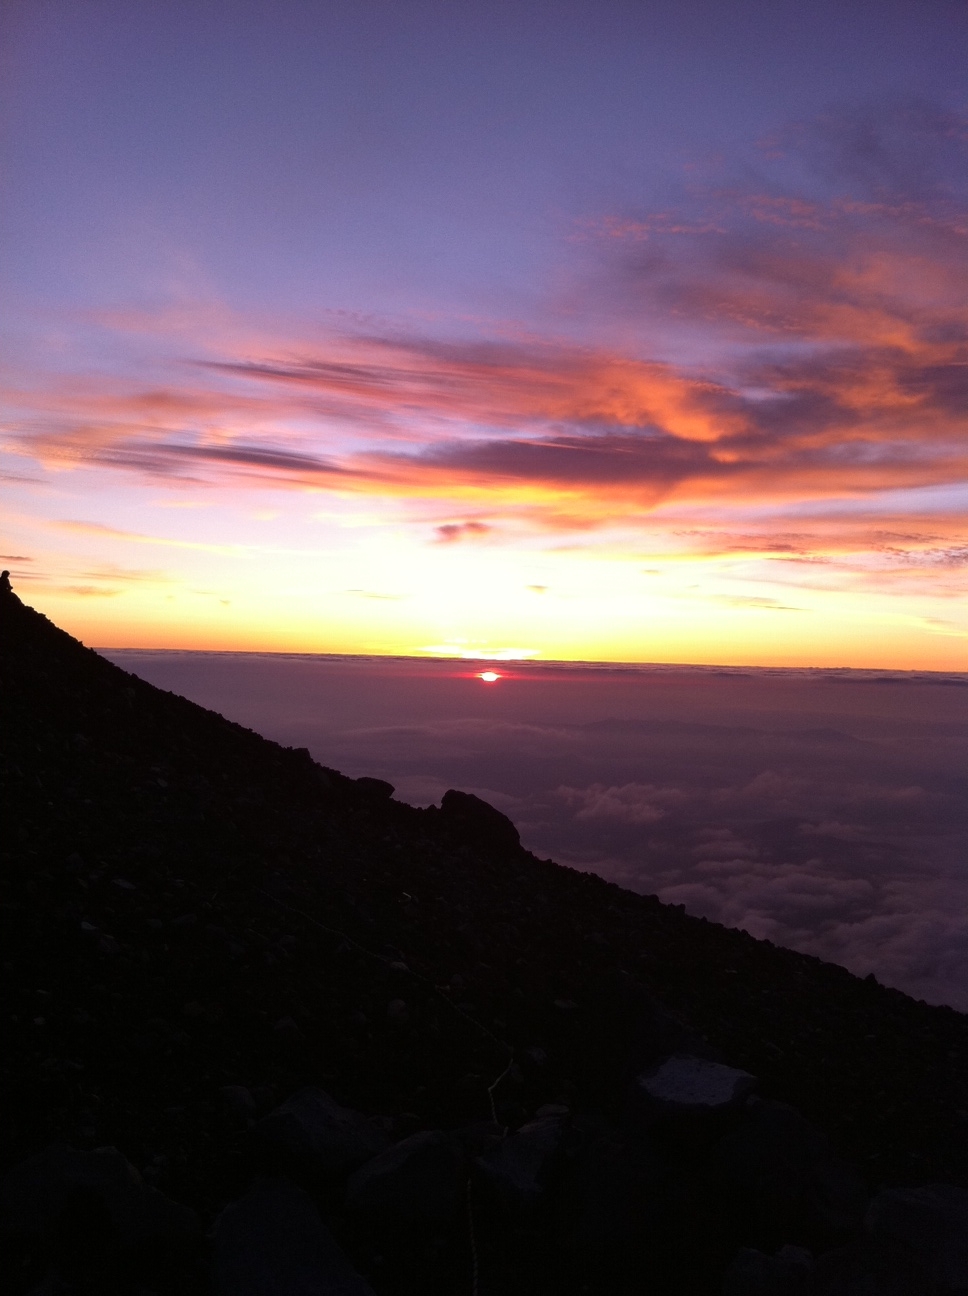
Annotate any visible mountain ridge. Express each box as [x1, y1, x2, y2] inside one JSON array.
[[3, 581, 968, 1294]]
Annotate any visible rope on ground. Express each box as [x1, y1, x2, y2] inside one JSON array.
[[466, 1175, 481, 1296]]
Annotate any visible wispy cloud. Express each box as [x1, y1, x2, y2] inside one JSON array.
[[433, 520, 492, 543], [707, 594, 803, 611], [55, 519, 244, 556]]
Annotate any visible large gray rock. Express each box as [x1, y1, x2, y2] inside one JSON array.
[[866, 1184, 968, 1293], [637, 1055, 756, 1112], [0, 1143, 198, 1249], [214, 1177, 375, 1296], [346, 1130, 464, 1228], [477, 1116, 564, 1215], [255, 1088, 389, 1180]]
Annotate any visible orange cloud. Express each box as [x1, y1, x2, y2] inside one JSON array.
[[9, 323, 965, 513]]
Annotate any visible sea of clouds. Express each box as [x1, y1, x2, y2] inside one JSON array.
[[106, 652, 968, 1011]]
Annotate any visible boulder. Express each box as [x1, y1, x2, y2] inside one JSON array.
[[346, 1130, 464, 1228], [703, 1100, 868, 1245], [355, 777, 394, 801], [628, 1054, 757, 1163], [553, 1115, 669, 1274], [385, 999, 409, 1026], [222, 1085, 258, 1122], [865, 1183, 968, 1293], [477, 1115, 564, 1215], [810, 1238, 929, 1295], [636, 1056, 757, 1113], [629, 997, 713, 1070], [439, 790, 520, 852], [255, 1088, 390, 1180], [0, 1143, 198, 1250], [452, 1120, 506, 1158], [214, 1176, 375, 1295], [0, 1143, 198, 1288], [723, 1245, 814, 1295]]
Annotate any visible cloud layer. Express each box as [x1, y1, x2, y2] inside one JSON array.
[[104, 650, 968, 1011]]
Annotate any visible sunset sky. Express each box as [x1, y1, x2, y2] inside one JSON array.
[[2, 0, 966, 667]]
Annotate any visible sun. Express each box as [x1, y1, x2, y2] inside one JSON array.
[[479, 671, 500, 683]]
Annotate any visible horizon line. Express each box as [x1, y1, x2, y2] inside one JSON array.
[[97, 646, 968, 681]]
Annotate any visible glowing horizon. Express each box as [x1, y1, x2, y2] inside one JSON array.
[[2, 4, 966, 670]]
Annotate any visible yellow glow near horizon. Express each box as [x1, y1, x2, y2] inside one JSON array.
[[11, 532, 966, 672], [3, 318, 966, 673], [3, 68, 968, 678]]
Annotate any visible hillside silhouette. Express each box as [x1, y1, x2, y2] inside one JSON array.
[[3, 580, 968, 1294]]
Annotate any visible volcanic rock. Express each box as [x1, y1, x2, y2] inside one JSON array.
[[439, 788, 521, 852], [865, 1183, 968, 1292], [214, 1176, 375, 1296], [477, 1113, 564, 1215], [255, 1088, 390, 1181], [4, 577, 968, 1295], [703, 1099, 869, 1246], [0, 1143, 198, 1247], [346, 1130, 464, 1228], [636, 1055, 757, 1112], [723, 1244, 814, 1295]]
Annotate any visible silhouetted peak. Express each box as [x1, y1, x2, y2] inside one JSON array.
[[0, 569, 21, 604], [4, 592, 968, 1296], [439, 787, 521, 851]]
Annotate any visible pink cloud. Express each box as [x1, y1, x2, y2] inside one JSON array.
[[557, 782, 686, 824], [433, 520, 492, 544], [8, 306, 964, 516]]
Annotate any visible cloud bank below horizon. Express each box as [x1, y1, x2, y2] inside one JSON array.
[[103, 649, 968, 1012]]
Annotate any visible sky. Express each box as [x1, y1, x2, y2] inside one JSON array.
[[103, 651, 968, 1009], [2, 0, 967, 667]]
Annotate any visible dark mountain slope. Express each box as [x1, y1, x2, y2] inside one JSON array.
[[3, 582, 968, 1293]]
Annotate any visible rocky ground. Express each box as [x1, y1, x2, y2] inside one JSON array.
[[3, 580, 968, 1295]]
